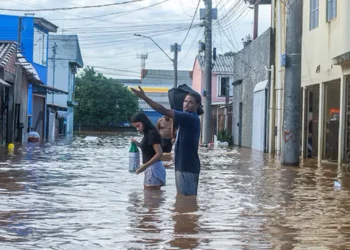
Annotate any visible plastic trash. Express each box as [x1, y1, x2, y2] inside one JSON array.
[[334, 180, 341, 189], [28, 131, 40, 142], [215, 141, 229, 148], [84, 136, 98, 141]]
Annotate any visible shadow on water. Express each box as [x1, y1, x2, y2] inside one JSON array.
[[0, 134, 350, 249]]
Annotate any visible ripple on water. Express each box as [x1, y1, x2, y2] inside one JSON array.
[[0, 135, 349, 249]]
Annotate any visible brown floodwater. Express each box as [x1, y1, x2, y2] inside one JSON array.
[[0, 134, 350, 249]]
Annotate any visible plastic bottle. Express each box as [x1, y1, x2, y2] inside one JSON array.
[[129, 142, 140, 173]]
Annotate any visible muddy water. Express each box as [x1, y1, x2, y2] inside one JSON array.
[[0, 134, 350, 249]]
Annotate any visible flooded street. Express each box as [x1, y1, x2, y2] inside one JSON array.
[[1, 134, 350, 249]]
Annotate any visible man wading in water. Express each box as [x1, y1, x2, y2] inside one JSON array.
[[131, 86, 203, 196], [156, 116, 174, 153]]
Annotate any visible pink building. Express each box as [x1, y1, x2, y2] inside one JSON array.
[[192, 55, 235, 139], [192, 55, 234, 104]]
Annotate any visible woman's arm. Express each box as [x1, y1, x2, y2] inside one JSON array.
[[136, 144, 163, 174]]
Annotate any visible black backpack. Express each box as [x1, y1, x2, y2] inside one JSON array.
[[168, 84, 200, 111]]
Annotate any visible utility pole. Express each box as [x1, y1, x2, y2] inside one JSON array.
[[225, 78, 230, 130], [137, 53, 148, 80], [173, 43, 178, 88], [202, 0, 213, 144], [281, 0, 303, 166], [52, 42, 57, 104], [137, 53, 148, 70]]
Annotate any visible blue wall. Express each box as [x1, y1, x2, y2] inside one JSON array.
[[143, 110, 162, 126], [0, 14, 49, 83], [0, 14, 53, 127]]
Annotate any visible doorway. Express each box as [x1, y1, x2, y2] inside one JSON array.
[[306, 85, 320, 158], [238, 102, 243, 146], [323, 80, 340, 162]]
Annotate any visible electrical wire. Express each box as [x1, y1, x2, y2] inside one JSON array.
[[0, 0, 143, 11], [46, 0, 171, 21], [180, 0, 201, 46]]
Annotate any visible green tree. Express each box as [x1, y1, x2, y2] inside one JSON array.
[[75, 67, 139, 127]]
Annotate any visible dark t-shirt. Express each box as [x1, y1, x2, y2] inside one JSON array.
[[140, 130, 161, 164], [174, 111, 201, 174]]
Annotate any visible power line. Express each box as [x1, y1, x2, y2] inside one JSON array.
[[46, 0, 170, 21], [0, 0, 143, 11], [181, 0, 201, 46]]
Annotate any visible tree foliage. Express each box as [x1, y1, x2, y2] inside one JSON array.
[[75, 67, 139, 127]]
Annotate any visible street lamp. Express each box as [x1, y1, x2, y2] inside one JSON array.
[[134, 33, 179, 88]]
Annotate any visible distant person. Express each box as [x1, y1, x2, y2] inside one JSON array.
[[131, 112, 166, 190], [131, 86, 203, 196], [156, 115, 174, 153]]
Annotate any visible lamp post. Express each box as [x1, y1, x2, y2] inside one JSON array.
[[134, 33, 179, 88]]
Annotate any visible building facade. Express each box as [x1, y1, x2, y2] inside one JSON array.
[[0, 41, 54, 144], [232, 28, 273, 151], [192, 55, 234, 140], [300, 0, 350, 165], [47, 35, 83, 141], [0, 14, 67, 141]]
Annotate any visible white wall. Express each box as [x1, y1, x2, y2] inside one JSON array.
[[302, 0, 350, 86]]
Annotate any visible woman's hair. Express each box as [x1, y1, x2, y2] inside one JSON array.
[[187, 92, 204, 116], [131, 112, 158, 134]]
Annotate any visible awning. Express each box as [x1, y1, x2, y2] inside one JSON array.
[[254, 79, 268, 93], [57, 110, 69, 118], [333, 52, 350, 66], [32, 83, 69, 95], [47, 103, 68, 111], [0, 78, 11, 87]]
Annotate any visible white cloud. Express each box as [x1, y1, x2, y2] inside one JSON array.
[[1, 0, 271, 78]]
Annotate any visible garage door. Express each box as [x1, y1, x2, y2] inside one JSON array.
[[252, 80, 268, 151]]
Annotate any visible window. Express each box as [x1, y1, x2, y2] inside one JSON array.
[[218, 76, 232, 97], [310, 0, 319, 30], [327, 0, 337, 21], [33, 28, 48, 66]]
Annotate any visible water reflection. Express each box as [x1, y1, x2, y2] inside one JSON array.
[[0, 135, 349, 249], [170, 196, 199, 249]]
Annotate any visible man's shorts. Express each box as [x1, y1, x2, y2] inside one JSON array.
[[175, 171, 199, 196]]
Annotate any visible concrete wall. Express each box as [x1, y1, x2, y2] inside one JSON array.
[[301, 0, 350, 87], [232, 28, 272, 148], [47, 60, 70, 107], [15, 67, 29, 143], [47, 36, 78, 107]]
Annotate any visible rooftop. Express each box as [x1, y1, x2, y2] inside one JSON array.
[[0, 42, 16, 68], [197, 55, 234, 74], [34, 17, 58, 33]]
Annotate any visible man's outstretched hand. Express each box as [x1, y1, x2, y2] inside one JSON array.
[[131, 86, 146, 99]]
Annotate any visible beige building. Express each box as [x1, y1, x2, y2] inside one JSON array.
[[301, 0, 349, 164]]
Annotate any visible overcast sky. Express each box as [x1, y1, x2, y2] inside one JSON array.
[[1, 0, 271, 79]]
